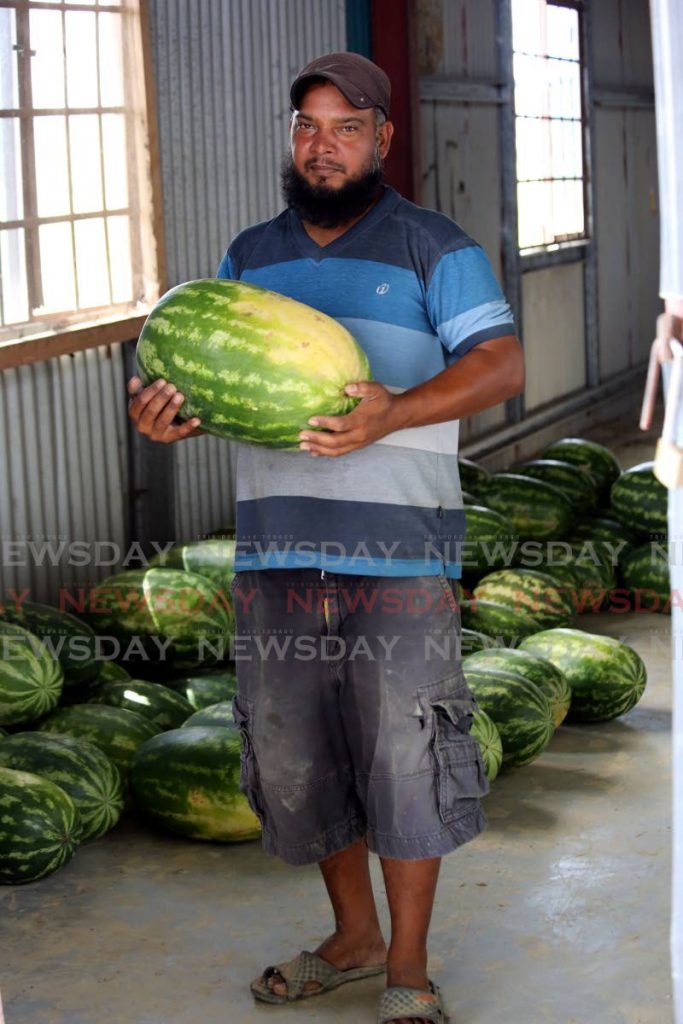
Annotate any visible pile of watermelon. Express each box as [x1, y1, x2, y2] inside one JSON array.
[[455, 436, 667, 780], [0, 436, 667, 883], [0, 538, 261, 884]]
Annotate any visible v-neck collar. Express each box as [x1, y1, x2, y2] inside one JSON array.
[[288, 186, 402, 262]]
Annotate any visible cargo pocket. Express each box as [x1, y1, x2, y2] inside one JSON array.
[[231, 693, 268, 827], [418, 676, 490, 823]]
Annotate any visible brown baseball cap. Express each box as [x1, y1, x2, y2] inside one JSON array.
[[290, 52, 391, 117]]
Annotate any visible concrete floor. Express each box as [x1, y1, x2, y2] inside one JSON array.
[[0, 428, 674, 1024]]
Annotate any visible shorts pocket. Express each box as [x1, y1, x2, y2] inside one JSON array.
[[231, 693, 268, 827], [418, 675, 490, 821]]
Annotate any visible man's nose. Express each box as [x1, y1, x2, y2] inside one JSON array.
[[309, 126, 336, 153]]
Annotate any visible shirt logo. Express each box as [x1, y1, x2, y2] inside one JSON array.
[[376, 283, 390, 295]]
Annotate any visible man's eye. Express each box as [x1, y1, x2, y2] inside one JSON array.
[[340, 126, 358, 133]]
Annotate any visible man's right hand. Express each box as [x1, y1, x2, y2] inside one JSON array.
[[127, 376, 204, 443]]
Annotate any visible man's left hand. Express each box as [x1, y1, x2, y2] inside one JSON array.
[[299, 381, 401, 457]]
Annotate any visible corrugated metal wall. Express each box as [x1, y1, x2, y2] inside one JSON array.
[[0, 346, 129, 603], [146, 0, 347, 542]]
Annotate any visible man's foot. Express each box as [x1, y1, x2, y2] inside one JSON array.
[[264, 929, 387, 998], [379, 966, 438, 1024], [377, 975, 446, 1024]]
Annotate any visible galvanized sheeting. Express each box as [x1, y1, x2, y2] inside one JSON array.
[[0, 345, 129, 604], [148, 0, 346, 286], [147, 0, 346, 542]]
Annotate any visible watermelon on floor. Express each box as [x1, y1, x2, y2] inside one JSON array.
[[88, 679, 194, 730], [473, 568, 575, 629], [0, 622, 64, 726], [181, 702, 234, 728], [610, 462, 668, 540], [479, 473, 575, 540], [470, 709, 503, 782], [519, 628, 647, 722], [148, 539, 237, 605], [36, 704, 161, 781], [620, 542, 671, 614], [164, 669, 238, 710], [463, 667, 555, 769], [0, 733, 123, 842], [0, 601, 99, 690], [463, 647, 571, 728], [542, 438, 620, 501], [131, 726, 261, 842], [0, 767, 81, 883], [460, 599, 541, 647]]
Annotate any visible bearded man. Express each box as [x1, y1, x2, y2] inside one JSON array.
[[129, 52, 524, 1024]]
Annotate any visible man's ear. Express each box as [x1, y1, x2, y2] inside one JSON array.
[[378, 120, 394, 159]]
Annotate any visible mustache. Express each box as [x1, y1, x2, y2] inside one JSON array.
[[305, 159, 345, 171]]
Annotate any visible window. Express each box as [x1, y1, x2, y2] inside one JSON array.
[[511, 0, 586, 251], [0, 0, 160, 343]]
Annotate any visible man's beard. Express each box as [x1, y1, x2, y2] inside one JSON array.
[[280, 152, 385, 229]]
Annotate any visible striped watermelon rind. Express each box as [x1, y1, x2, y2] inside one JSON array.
[[0, 601, 99, 689], [461, 628, 503, 656], [620, 542, 671, 614], [463, 647, 571, 728], [542, 438, 621, 499], [519, 627, 647, 722], [473, 568, 575, 629], [181, 702, 234, 728], [610, 462, 668, 539], [36, 704, 162, 780], [462, 667, 555, 769], [479, 473, 576, 541], [460, 598, 541, 647], [0, 622, 64, 726], [463, 505, 519, 574], [136, 279, 371, 448], [514, 459, 599, 515], [0, 732, 124, 842], [0, 767, 81, 884], [87, 568, 232, 671], [163, 669, 238, 710], [148, 539, 237, 597], [131, 726, 261, 842], [88, 679, 195, 730], [470, 708, 503, 782], [458, 457, 491, 497]]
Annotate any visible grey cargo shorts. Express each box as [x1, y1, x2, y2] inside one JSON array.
[[231, 569, 488, 865]]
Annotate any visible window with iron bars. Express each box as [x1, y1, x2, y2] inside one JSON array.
[[511, 0, 587, 251], [0, 0, 159, 343]]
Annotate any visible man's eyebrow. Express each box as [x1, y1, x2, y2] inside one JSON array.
[[294, 112, 367, 125]]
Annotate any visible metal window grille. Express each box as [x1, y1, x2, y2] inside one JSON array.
[[0, 0, 156, 341], [511, 0, 587, 250]]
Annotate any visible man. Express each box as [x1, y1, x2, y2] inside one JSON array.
[[129, 52, 523, 1024]]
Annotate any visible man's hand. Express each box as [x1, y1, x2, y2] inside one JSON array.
[[299, 381, 403, 457], [127, 376, 204, 443]]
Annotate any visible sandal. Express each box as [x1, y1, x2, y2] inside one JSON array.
[[376, 979, 447, 1023], [250, 948, 386, 1004]]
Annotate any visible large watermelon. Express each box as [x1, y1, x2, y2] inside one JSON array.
[[460, 628, 502, 656], [479, 473, 575, 540], [473, 569, 574, 629], [462, 505, 519, 575], [620, 542, 671, 614], [96, 661, 132, 684], [37, 704, 161, 780], [0, 622, 64, 726], [163, 668, 238, 710], [571, 516, 638, 557], [519, 628, 647, 722], [470, 709, 503, 782], [463, 647, 571, 728], [458, 457, 490, 498], [0, 733, 123, 842], [460, 599, 541, 647], [136, 279, 371, 448], [513, 459, 599, 515], [148, 539, 237, 600], [181, 702, 234, 728], [610, 462, 668, 540], [542, 438, 621, 500], [88, 680, 194, 730], [131, 726, 261, 842], [86, 568, 232, 672], [0, 767, 80, 883], [462, 667, 554, 769], [0, 601, 99, 690]]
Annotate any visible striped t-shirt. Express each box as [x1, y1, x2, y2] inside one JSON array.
[[217, 186, 514, 579]]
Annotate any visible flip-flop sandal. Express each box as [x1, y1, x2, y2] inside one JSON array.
[[250, 949, 386, 1004], [376, 979, 448, 1023]]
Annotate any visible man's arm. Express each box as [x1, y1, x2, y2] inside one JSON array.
[[298, 334, 524, 458]]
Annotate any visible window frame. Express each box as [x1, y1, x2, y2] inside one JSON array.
[[512, 0, 590, 261], [0, 0, 166, 369]]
